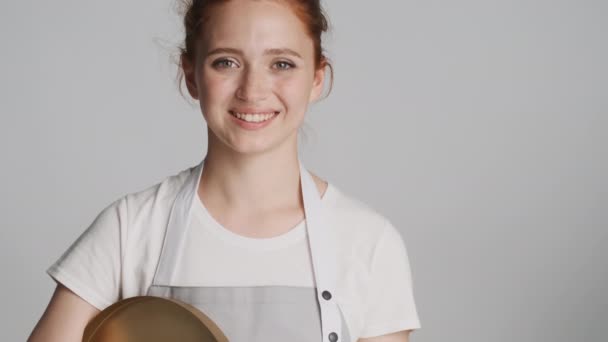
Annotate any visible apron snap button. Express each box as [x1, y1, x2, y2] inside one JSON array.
[[329, 332, 339, 342], [322, 290, 332, 300]]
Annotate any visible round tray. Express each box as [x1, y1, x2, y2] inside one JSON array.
[[82, 296, 228, 342]]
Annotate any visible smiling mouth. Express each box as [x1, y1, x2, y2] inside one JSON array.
[[229, 110, 280, 123]]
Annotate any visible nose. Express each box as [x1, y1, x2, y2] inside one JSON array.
[[235, 66, 270, 102]]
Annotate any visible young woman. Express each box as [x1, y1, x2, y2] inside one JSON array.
[[28, 0, 421, 341]]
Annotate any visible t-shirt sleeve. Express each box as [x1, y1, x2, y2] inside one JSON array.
[[359, 218, 422, 338], [46, 196, 127, 310]]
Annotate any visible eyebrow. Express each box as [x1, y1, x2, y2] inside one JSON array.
[[205, 47, 302, 59]]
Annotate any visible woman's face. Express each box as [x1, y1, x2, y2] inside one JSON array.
[[183, 0, 325, 155]]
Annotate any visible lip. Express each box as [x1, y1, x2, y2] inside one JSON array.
[[230, 107, 279, 114], [228, 110, 280, 130]]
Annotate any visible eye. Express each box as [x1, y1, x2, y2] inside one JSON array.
[[273, 61, 295, 70], [212, 58, 238, 69]]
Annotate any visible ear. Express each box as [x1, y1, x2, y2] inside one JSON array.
[[181, 55, 199, 100], [308, 65, 326, 103]]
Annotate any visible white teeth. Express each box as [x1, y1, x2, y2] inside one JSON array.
[[232, 112, 277, 123]]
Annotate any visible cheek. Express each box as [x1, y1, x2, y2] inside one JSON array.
[[274, 75, 313, 111], [199, 72, 235, 104]]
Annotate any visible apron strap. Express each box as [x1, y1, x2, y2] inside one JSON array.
[[298, 160, 342, 342], [150, 159, 205, 287]]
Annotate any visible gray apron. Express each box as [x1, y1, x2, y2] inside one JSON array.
[[147, 159, 351, 342]]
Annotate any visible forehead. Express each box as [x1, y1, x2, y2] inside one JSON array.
[[200, 0, 314, 57]]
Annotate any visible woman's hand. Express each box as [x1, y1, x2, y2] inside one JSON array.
[[27, 283, 100, 342]]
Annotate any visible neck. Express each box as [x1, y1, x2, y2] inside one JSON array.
[[199, 130, 301, 214]]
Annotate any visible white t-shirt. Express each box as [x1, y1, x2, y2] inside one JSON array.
[[47, 166, 421, 339]]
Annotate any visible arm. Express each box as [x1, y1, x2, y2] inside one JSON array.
[[27, 283, 100, 342], [358, 329, 412, 342]]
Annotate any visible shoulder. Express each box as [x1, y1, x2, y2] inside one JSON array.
[[96, 162, 197, 260], [120, 163, 196, 221], [323, 183, 400, 263], [113, 163, 199, 296], [325, 184, 416, 337], [325, 183, 394, 240], [45, 163, 199, 306], [77, 162, 196, 249]]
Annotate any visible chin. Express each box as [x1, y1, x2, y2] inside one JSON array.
[[232, 143, 277, 155], [230, 135, 293, 156], [208, 123, 297, 156]]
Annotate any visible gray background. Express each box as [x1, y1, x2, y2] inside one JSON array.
[[1, 0, 606, 341]]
